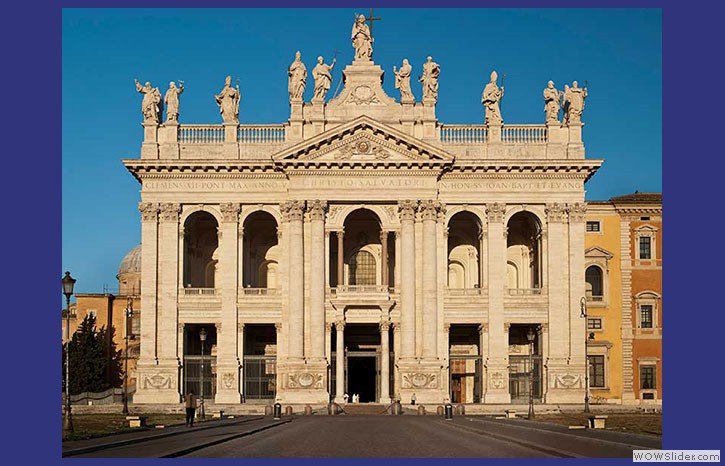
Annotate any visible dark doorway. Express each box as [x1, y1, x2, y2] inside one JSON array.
[[347, 355, 377, 402]]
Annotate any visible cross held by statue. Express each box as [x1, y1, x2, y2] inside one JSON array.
[[365, 8, 382, 36]]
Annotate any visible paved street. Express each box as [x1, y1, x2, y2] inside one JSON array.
[[64, 414, 661, 458]]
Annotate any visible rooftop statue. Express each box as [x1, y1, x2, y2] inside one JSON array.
[[312, 56, 336, 102], [215, 75, 240, 124], [419, 56, 440, 102], [351, 13, 373, 61], [134, 79, 162, 124], [394, 59, 414, 102], [543, 80, 561, 124], [288, 51, 307, 101], [164, 81, 184, 122], [563, 80, 588, 125], [481, 70, 504, 125]]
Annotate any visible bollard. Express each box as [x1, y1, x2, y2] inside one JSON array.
[[285, 406, 293, 416], [304, 405, 312, 415], [273, 402, 282, 420], [437, 406, 444, 416], [265, 405, 273, 416], [444, 403, 453, 420], [417, 405, 426, 415], [394, 400, 402, 415], [456, 404, 465, 415]]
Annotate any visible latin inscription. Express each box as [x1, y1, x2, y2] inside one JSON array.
[[299, 177, 431, 189], [144, 180, 284, 191], [440, 180, 581, 191]]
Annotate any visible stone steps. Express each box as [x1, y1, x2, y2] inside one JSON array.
[[341, 403, 390, 415]]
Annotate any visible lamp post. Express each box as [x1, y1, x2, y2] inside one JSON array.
[[62, 271, 76, 432], [199, 327, 207, 419], [580, 297, 590, 413], [122, 296, 134, 415], [527, 326, 536, 420]]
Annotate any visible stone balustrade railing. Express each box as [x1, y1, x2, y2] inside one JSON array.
[[182, 287, 217, 295], [179, 125, 225, 144], [330, 285, 389, 294], [447, 287, 484, 296], [501, 125, 548, 144], [242, 287, 279, 295], [440, 125, 488, 144], [507, 288, 543, 296], [238, 125, 286, 143]]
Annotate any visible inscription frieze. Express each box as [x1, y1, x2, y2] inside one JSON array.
[[440, 180, 582, 192], [144, 179, 285, 192]]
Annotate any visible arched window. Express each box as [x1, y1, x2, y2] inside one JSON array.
[[585, 266, 603, 300], [350, 250, 376, 285]]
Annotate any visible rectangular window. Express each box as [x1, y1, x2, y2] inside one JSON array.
[[589, 355, 605, 388], [586, 221, 601, 232], [640, 365, 656, 389], [640, 305, 653, 328], [639, 236, 652, 259], [587, 318, 603, 330]]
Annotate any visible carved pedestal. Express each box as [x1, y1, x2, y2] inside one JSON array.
[[398, 359, 445, 404], [277, 360, 329, 404], [132, 360, 180, 404], [544, 360, 586, 404], [483, 363, 511, 403], [141, 122, 159, 159], [214, 363, 242, 404]]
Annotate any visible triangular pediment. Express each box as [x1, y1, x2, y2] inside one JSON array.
[[585, 246, 614, 260], [272, 115, 454, 165]]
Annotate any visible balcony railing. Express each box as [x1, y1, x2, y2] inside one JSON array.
[[179, 125, 225, 144], [330, 285, 389, 295], [587, 295, 604, 302], [242, 288, 278, 296], [507, 288, 543, 296], [502, 125, 548, 144], [238, 125, 286, 143], [183, 288, 217, 295], [447, 288, 484, 296], [440, 125, 487, 144]]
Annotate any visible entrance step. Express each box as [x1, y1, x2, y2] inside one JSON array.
[[342, 404, 389, 415]]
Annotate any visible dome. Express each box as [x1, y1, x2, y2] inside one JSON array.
[[118, 244, 142, 274]]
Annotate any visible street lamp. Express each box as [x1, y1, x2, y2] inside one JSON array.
[[62, 271, 76, 432], [580, 297, 590, 413], [122, 296, 134, 415], [527, 326, 536, 420], [199, 327, 207, 419]]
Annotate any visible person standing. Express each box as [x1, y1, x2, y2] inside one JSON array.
[[185, 391, 197, 427]]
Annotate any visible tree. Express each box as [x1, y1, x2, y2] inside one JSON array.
[[64, 314, 124, 395]]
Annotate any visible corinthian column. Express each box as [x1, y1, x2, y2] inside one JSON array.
[[419, 200, 444, 360], [308, 200, 328, 360], [335, 319, 345, 402], [398, 200, 417, 360], [158, 203, 181, 362], [485, 202, 509, 403], [380, 320, 391, 403], [281, 200, 306, 361]]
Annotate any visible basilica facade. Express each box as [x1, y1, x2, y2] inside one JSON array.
[[125, 20, 602, 406]]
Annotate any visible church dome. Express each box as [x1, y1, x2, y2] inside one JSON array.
[[118, 244, 142, 274]]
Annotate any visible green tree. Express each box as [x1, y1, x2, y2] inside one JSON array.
[[64, 314, 124, 395]]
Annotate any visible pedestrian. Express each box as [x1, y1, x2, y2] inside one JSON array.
[[185, 391, 197, 427], [411, 393, 416, 405], [343, 393, 349, 403]]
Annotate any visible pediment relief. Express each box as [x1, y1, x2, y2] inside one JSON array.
[[273, 116, 454, 164], [585, 246, 614, 260]]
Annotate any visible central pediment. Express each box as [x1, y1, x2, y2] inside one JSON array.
[[272, 115, 454, 166]]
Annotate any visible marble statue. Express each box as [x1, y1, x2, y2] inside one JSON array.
[[563, 80, 588, 124], [135, 79, 162, 124], [394, 59, 414, 102], [481, 70, 504, 125], [312, 56, 336, 101], [419, 56, 440, 101], [215, 75, 240, 123], [351, 14, 373, 60], [288, 51, 307, 101], [164, 81, 184, 122], [543, 80, 561, 124]]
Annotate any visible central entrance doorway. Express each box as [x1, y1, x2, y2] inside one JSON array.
[[347, 353, 378, 402], [331, 323, 389, 402]]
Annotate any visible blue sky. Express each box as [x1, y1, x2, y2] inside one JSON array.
[[62, 8, 661, 295]]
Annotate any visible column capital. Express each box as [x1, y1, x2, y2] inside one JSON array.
[[504, 322, 511, 332], [485, 202, 506, 223], [178, 322, 185, 333], [158, 203, 181, 223], [335, 319, 345, 331], [379, 320, 390, 332], [215, 322, 222, 334], [567, 202, 587, 223], [307, 199, 328, 221], [443, 323, 451, 333], [392, 322, 401, 333], [139, 202, 159, 222], [478, 322, 488, 334], [325, 322, 334, 332], [280, 200, 306, 222], [238, 321, 245, 332], [220, 202, 241, 223], [275, 322, 282, 332], [545, 202, 568, 223], [380, 230, 389, 242], [418, 199, 445, 222], [397, 200, 418, 221]]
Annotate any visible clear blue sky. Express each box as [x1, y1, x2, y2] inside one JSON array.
[[62, 8, 661, 295]]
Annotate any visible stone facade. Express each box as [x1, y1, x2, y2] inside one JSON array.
[[123, 18, 602, 405]]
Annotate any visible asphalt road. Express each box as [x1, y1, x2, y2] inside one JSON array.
[[66, 415, 662, 458]]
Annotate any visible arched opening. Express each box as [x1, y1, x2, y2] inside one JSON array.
[[183, 211, 219, 288], [506, 212, 542, 290], [242, 211, 279, 289], [340, 209, 383, 288], [447, 211, 482, 289], [585, 265, 603, 300]]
